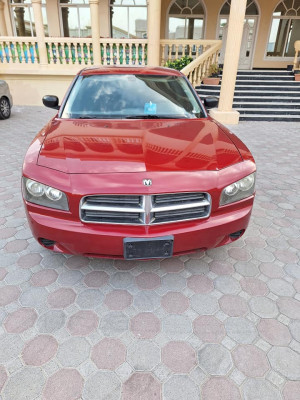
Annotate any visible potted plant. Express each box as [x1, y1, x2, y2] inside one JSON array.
[[203, 63, 221, 85], [294, 69, 300, 81]]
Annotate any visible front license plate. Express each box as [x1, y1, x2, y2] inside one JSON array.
[[124, 236, 174, 260]]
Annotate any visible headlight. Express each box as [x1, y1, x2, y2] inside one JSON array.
[[220, 173, 256, 206], [23, 178, 69, 211]]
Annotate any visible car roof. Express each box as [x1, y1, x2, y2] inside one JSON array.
[[79, 66, 183, 77]]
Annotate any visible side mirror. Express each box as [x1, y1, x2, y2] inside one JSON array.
[[203, 96, 219, 110], [42, 95, 60, 110]]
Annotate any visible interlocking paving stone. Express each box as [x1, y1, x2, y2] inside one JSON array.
[[202, 377, 241, 400], [4, 307, 37, 333], [130, 312, 161, 339], [225, 317, 257, 344], [43, 369, 84, 400], [162, 341, 196, 373], [37, 310, 66, 333], [0, 333, 24, 363], [232, 345, 269, 377], [92, 338, 126, 370], [122, 372, 161, 399], [249, 296, 278, 318], [257, 319, 292, 346], [198, 344, 233, 375], [127, 340, 160, 370], [193, 315, 225, 343], [164, 375, 200, 400], [162, 314, 193, 340], [242, 378, 281, 400], [2, 367, 45, 400], [99, 311, 129, 337], [1, 111, 300, 398], [67, 309, 99, 336], [22, 335, 58, 366], [268, 347, 300, 380], [283, 381, 300, 400], [57, 337, 90, 367]]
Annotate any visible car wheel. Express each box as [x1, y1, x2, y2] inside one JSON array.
[[0, 97, 11, 119]]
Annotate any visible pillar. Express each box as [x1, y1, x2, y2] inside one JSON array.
[[31, 0, 48, 66], [147, 0, 161, 66], [89, 0, 101, 65], [0, 0, 8, 36], [210, 0, 247, 125]]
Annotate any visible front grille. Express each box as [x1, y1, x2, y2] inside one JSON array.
[[80, 192, 211, 225]]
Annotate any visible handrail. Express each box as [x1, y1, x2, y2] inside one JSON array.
[[293, 40, 300, 70], [180, 40, 222, 87]]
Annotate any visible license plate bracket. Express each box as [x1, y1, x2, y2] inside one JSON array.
[[124, 236, 174, 260]]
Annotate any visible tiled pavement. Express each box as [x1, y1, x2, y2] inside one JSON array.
[[0, 106, 300, 400]]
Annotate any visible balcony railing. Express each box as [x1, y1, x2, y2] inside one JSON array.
[[0, 37, 148, 67]]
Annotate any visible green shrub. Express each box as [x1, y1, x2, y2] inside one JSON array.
[[165, 56, 193, 71]]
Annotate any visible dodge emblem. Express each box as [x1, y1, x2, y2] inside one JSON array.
[[143, 179, 152, 186]]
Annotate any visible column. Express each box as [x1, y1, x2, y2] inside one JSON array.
[[0, 1, 8, 36], [147, 0, 161, 66], [210, 0, 247, 125], [89, 0, 101, 65], [31, 0, 48, 66]]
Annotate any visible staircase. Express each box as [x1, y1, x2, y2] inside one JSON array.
[[196, 70, 300, 122]]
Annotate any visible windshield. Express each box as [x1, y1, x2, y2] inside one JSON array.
[[61, 74, 206, 119]]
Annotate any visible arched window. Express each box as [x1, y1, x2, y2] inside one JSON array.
[[267, 0, 300, 57], [10, 0, 48, 37], [110, 0, 147, 39], [168, 0, 205, 40], [59, 0, 91, 38]]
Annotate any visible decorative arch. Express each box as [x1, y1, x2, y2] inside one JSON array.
[[167, 0, 206, 39], [267, 0, 300, 57]]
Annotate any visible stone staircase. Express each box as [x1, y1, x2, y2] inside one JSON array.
[[196, 70, 300, 122]]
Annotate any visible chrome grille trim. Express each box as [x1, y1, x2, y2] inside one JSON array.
[[80, 192, 211, 225]]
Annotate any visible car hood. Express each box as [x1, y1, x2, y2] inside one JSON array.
[[37, 118, 243, 174]]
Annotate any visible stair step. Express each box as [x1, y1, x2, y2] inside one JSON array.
[[237, 70, 294, 76], [199, 94, 300, 102], [235, 108, 300, 115], [197, 89, 300, 97], [233, 74, 295, 79], [239, 114, 300, 122], [234, 80, 299, 86], [233, 102, 300, 109]]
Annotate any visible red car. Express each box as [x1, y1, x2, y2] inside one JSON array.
[[22, 66, 256, 260]]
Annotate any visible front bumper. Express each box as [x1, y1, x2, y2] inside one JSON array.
[[25, 196, 254, 258], [23, 161, 256, 258]]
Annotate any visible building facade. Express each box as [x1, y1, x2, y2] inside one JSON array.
[[0, 0, 299, 123]]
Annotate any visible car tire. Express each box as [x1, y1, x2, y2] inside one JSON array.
[[0, 97, 11, 119]]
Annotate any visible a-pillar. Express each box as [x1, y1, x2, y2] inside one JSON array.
[[0, 0, 8, 36], [210, 0, 247, 125], [147, 0, 161, 66], [31, 0, 48, 66], [89, 0, 101, 65]]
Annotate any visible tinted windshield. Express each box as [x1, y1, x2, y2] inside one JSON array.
[[61, 74, 205, 119]]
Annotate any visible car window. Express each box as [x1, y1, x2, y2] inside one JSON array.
[[61, 74, 205, 119]]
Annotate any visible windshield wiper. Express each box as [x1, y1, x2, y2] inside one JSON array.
[[77, 115, 98, 119], [124, 115, 188, 119]]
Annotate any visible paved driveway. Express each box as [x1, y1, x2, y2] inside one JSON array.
[[0, 107, 299, 400]]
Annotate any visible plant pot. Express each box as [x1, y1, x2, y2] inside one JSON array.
[[202, 77, 220, 85], [295, 74, 300, 81]]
